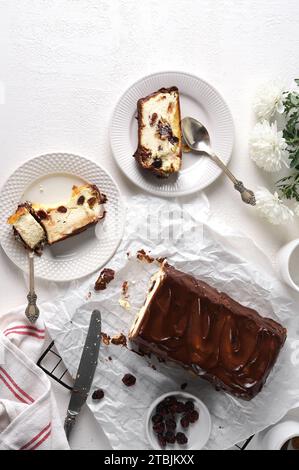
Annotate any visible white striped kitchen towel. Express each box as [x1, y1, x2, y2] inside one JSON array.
[[0, 307, 69, 450]]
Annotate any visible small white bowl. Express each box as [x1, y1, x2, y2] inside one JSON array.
[[145, 391, 211, 450], [257, 420, 299, 450], [276, 239, 299, 293]]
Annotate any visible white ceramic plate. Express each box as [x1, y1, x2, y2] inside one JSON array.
[[0, 153, 125, 281], [110, 71, 234, 197], [146, 391, 211, 450]]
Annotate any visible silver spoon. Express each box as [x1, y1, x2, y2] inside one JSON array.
[[25, 251, 40, 323], [181, 117, 256, 205]]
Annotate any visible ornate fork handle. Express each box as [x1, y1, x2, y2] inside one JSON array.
[[25, 252, 40, 323], [210, 152, 256, 206], [234, 181, 256, 206]]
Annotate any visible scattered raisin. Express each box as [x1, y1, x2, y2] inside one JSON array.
[[164, 396, 176, 407], [176, 432, 188, 445], [165, 431, 176, 444], [156, 403, 168, 416], [92, 389, 104, 400], [176, 401, 185, 413], [122, 373, 136, 387], [153, 421, 165, 434], [77, 195, 85, 205], [158, 435, 167, 448], [189, 410, 199, 423], [152, 414, 163, 425], [184, 400, 194, 412], [180, 383, 188, 390], [165, 418, 176, 431], [180, 416, 190, 428]]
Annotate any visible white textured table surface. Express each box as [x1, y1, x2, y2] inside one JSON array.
[[0, 0, 299, 449]]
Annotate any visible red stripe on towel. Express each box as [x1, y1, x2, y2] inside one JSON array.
[[4, 330, 45, 340], [4, 325, 45, 334], [30, 429, 51, 450], [20, 423, 51, 450], [0, 367, 34, 403], [0, 372, 28, 404]]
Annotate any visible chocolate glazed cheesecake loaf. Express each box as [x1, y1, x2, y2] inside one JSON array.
[[129, 262, 287, 400], [133, 87, 182, 177]]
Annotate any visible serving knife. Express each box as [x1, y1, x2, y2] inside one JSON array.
[[64, 309, 102, 440]]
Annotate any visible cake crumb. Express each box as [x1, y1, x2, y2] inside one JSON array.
[[137, 249, 154, 263], [94, 268, 115, 291], [111, 333, 127, 347], [119, 298, 131, 310], [101, 332, 111, 345], [122, 281, 129, 297], [156, 256, 167, 264], [182, 142, 192, 153]]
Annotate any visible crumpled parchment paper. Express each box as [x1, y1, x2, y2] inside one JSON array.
[[41, 194, 299, 449]]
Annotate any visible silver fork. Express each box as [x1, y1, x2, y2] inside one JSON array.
[[25, 251, 40, 323]]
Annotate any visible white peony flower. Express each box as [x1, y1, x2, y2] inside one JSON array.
[[249, 120, 289, 172], [253, 81, 285, 120], [255, 187, 294, 225], [294, 204, 299, 217]]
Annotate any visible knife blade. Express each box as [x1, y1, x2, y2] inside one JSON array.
[[64, 309, 101, 440]]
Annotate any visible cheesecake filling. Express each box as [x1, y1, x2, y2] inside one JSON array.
[[141, 91, 181, 173], [8, 206, 46, 250], [32, 185, 105, 245]]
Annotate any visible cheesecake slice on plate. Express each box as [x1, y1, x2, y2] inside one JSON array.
[[7, 183, 106, 251], [32, 184, 106, 245], [133, 87, 182, 177]]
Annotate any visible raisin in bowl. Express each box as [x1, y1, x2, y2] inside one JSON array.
[[146, 391, 211, 450]]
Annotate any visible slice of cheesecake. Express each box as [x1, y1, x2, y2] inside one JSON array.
[[32, 184, 106, 245], [7, 184, 106, 250], [133, 87, 182, 177], [7, 203, 46, 252]]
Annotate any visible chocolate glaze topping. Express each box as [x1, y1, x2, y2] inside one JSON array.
[[130, 264, 287, 400]]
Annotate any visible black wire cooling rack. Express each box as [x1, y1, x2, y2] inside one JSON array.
[[37, 341, 254, 450]]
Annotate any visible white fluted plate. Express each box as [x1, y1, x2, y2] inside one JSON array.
[[110, 71, 234, 197], [0, 153, 125, 281]]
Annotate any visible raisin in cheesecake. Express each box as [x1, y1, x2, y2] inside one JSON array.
[[129, 262, 286, 400], [7, 203, 46, 252], [8, 184, 106, 250], [133, 87, 182, 177]]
